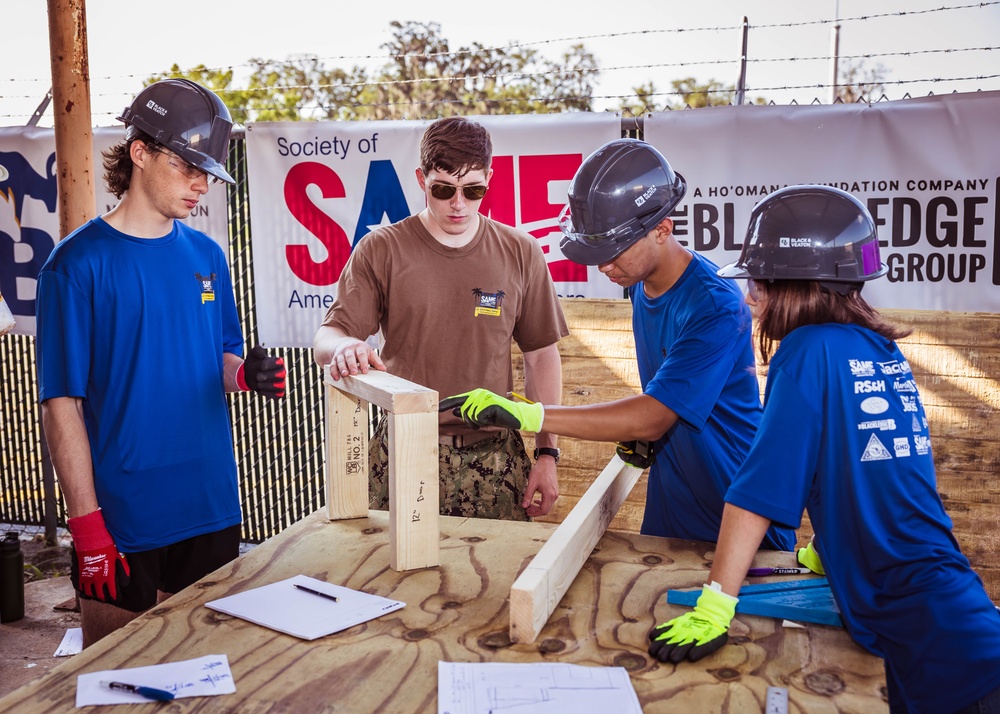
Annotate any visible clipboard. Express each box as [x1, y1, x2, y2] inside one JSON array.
[[205, 574, 405, 640]]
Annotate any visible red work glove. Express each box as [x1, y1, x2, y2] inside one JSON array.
[[237, 345, 286, 399], [66, 509, 131, 602]]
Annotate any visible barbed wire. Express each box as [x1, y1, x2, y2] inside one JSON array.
[[2, 74, 995, 123], [2, 0, 996, 91], [174, 72, 998, 119], [1, 2, 997, 120], [2, 45, 996, 107]]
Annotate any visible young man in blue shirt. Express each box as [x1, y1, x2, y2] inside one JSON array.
[[441, 138, 794, 551], [36, 79, 285, 647]]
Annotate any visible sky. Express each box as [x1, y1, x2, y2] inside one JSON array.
[[2, 0, 998, 127]]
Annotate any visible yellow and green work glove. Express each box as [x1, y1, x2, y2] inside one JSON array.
[[648, 582, 738, 663], [439, 389, 545, 432], [797, 538, 826, 575]]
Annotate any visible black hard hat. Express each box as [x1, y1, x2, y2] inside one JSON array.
[[717, 185, 887, 293], [118, 78, 235, 184], [558, 139, 687, 265]]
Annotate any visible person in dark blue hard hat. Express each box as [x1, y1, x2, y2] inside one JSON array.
[[647, 184, 1000, 714], [35, 79, 285, 648], [441, 138, 795, 553]]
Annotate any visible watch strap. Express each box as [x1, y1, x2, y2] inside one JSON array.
[[533, 447, 560, 463]]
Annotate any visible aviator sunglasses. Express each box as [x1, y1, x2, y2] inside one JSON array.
[[428, 182, 489, 201]]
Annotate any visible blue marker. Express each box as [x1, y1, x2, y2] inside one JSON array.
[[101, 680, 175, 702]]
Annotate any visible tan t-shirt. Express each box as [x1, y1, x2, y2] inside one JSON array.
[[322, 214, 568, 428]]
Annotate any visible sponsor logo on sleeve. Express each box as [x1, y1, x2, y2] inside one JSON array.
[[878, 360, 912, 376]]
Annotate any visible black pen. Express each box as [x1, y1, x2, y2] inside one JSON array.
[[747, 566, 812, 576], [100, 680, 175, 701], [294, 583, 340, 602]]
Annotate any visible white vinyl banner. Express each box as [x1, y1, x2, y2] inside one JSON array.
[[644, 91, 1000, 312], [245, 113, 623, 347], [0, 126, 229, 336]]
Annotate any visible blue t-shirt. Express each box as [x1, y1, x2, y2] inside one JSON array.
[[632, 252, 795, 550], [726, 323, 1000, 713], [36, 217, 244, 551]]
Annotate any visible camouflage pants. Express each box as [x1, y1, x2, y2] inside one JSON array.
[[368, 416, 532, 521]]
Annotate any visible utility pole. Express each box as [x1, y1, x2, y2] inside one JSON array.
[[830, 0, 841, 103]]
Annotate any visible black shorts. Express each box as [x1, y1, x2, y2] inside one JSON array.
[[71, 524, 241, 612]]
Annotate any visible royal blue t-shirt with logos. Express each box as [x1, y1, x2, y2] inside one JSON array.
[[632, 251, 795, 550], [36, 217, 243, 551], [726, 323, 1000, 713]]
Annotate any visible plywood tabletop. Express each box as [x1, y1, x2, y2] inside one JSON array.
[[0, 510, 888, 713]]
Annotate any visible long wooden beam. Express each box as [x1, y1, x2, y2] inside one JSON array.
[[509, 454, 643, 643]]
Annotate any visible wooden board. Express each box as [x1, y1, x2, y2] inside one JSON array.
[[323, 367, 440, 571], [387, 411, 439, 571], [323, 368, 438, 414], [324, 384, 369, 520], [0, 511, 889, 713], [509, 455, 642, 643]]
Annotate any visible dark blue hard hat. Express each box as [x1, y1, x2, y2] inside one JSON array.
[[558, 139, 687, 265], [118, 78, 235, 184], [718, 184, 887, 293]]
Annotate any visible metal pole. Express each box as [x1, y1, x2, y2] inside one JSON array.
[[45, 0, 97, 545], [735, 17, 749, 106], [26, 90, 53, 128], [46, 0, 97, 239], [830, 0, 841, 103]]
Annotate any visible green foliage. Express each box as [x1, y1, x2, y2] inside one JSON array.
[[617, 77, 767, 113], [836, 59, 889, 103], [147, 21, 601, 122]]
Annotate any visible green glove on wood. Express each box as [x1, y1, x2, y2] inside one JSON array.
[[648, 582, 738, 663], [797, 538, 826, 575], [439, 389, 544, 432]]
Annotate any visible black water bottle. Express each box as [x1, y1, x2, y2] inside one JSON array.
[[0, 530, 25, 622]]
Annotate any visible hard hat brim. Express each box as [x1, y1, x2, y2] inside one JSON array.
[[716, 262, 751, 280]]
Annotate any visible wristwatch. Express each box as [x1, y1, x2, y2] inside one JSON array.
[[533, 447, 561, 463]]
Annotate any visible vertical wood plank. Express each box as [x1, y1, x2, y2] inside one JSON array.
[[325, 383, 370, 520], [388, 411, 440, 570]]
